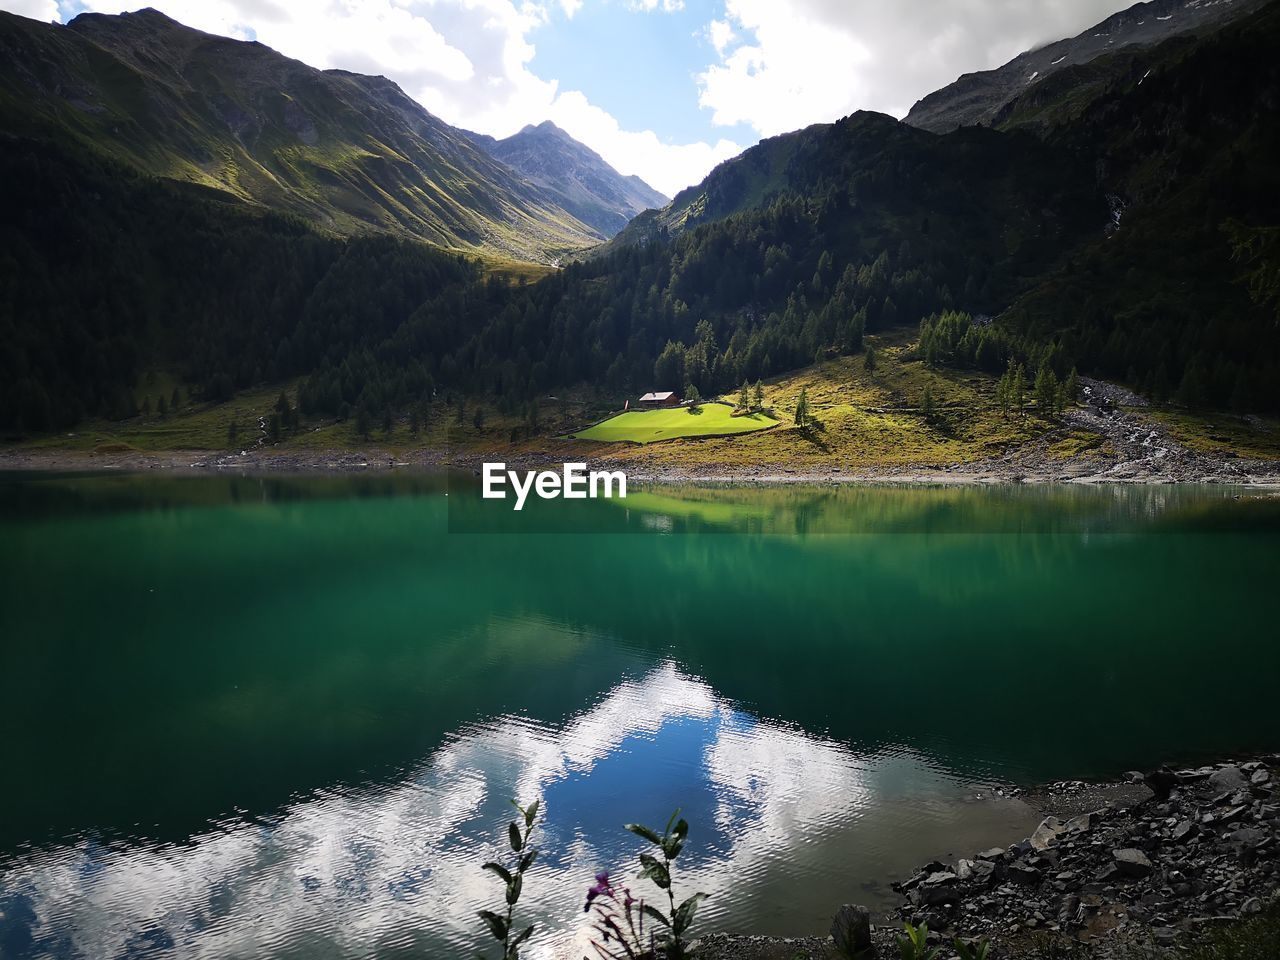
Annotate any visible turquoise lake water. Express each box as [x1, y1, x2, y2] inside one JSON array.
[[1, 473, 1278, 958]]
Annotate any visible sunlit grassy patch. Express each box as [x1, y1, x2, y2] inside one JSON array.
[[573, 403, 778, 444]]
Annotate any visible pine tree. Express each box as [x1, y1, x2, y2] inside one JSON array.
[[752, 380, 764, 411], [1064, 367, 1079, 408], [794, 387, 810, 428], [1011, 363, 1028, 417], [685, 383, 702, 407], [864, 345, 878, 374], [738, 381, 750, 411], [1034, 364, 1059, 416]]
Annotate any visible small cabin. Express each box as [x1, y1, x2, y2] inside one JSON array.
[[636, 391, 681, 408]]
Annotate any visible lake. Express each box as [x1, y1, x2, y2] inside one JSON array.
[[1, 473, 1278, 959]]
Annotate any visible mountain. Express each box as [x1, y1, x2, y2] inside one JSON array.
[[0, 8, 600, 262], [469, 121, 667, 239], [3, 0, 1279, 435], [903, 0, 1268, 133]]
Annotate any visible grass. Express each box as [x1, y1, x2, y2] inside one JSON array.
[[563, 335, 1072, 471], [572, 402, 778, 444], [1145, 408, 1280, 461]]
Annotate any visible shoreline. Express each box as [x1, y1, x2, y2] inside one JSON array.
[[698, 755, 1280, 959], [5, 379, 1280, 486], [3, 445, 1279, 488]]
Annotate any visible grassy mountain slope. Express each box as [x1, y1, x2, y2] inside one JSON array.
[[474, 121, 667, 239], [0, 8, 599, 262]]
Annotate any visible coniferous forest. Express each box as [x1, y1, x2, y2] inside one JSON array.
[[2, 0, 1279, 435]]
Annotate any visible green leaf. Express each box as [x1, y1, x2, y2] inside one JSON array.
[[664, 808, 682, 836], [638, 852, 670, 889], [482, 862, 513, 884], [663, 819, 688, 860], [519, 849, 538, 872], [524, 800, 539, 828], [478, 909, 509, 942], [512, 925, 535, 947], [673, 892, 707, 935], [641, 904, 670, 928], [506, 873, 523, 906], [508, 821, 522, 852], [624, 823, 663, 846]]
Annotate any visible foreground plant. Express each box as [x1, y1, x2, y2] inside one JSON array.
[[896, 921, 940, 960], [584, 871, 654, 959], [478, 799, 540, 960], [622, 809, 707, 960]]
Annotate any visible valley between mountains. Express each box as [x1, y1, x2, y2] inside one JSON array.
[[2, 0, 1279, 479]]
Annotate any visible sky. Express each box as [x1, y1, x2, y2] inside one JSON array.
[[4, 0, 1133, 197]]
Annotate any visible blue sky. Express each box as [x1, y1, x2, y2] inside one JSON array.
[[529, 0, 755, 148], [7, 0, 1132, 196]]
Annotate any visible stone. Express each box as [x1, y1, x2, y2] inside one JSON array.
[[1171, 820, 1199, 843], [1209, 765, 1248, 793], [978, 847, 1006, 861], [1007, 864, 1042, 885], [1065, 812, 1097, 836], [1241, 897, 1263, 915], [1113, 848, 1153, 878], [1031, 817, 1070, 851], [831, 904, 873, 957], [1252, 768, 1271, 786]]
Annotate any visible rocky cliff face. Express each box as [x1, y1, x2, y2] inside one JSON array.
[[904, 0, 1268, 133]]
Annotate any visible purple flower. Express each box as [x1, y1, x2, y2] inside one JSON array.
[[584, 872, 614, 912]]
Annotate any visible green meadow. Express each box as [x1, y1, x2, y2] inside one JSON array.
[[572, 402, 778, 444]]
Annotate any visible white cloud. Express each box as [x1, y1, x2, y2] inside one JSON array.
[[5, 0, 56, 19], [33, 0, 737, 197], [627, 0, 684, 11], [0, 664, 1018, 958], [697, 0, 1135, 135], [706, 17, 735, 55]]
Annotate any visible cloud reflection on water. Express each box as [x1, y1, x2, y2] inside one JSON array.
[[0, 663, 1033, 959]]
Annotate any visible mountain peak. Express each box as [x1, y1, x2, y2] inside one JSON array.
[[476, 121, 667, 237], [519, 120, 569, 139]]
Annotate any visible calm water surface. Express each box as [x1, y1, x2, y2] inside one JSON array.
[[1, 473, 1278, 959]]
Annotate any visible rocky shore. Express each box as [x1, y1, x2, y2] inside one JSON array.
[[697, 757, 1280, 959]]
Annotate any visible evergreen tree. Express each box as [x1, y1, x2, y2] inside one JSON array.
[[685, 383, 702, 407], [737, 381, 750, 411], [1034, 364, 1059, 416], [356, 405, 372, 440], [794, 387, 810, 428], [864, 345, 878, 374], [752, 380, 764, 411], [157, 394, 168, 418]]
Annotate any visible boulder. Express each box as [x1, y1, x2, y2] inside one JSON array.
[[1113, 848, 1153, 878], [1030, 817, 1069, 851], [831, 903, 873, 957], [1209, 765, 1248, 793]]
